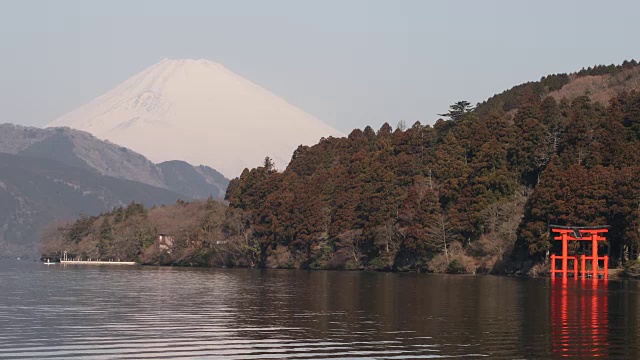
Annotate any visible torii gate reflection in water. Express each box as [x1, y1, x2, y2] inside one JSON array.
[[550, 226, 609, 279], [551, 278, 609, 357]]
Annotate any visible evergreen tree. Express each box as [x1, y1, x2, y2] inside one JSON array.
[[439, 101, 475, 121], [97, 218, 114, 259]]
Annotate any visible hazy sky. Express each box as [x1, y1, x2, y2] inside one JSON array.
[[0, 0, 638, 133]]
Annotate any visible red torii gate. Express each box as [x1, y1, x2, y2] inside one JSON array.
[[550, 225, 609, 279]]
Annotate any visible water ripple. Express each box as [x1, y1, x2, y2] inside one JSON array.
[[1, 262, 639, 359]]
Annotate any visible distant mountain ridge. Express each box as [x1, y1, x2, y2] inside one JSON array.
[[0, 152, 187, 257], [157, 160, 228, 200], [0, 124, 228, 199], [47, 58, 344, 178], [0, 123, 229, 257]]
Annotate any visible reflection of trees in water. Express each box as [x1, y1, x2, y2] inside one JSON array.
[[226, 271, 551, 358], [217, 271, 640, 358]]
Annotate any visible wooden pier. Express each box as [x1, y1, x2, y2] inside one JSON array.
[[58, 251, 136, 265], [60, 260, 136, 265]]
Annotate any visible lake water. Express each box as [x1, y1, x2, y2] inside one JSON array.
[[1, 260, 639, 359]]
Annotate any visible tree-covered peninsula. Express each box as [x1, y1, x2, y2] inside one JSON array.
[[41, 61, 640, 275]]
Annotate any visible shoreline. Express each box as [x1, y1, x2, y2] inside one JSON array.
[[24, 258, 632, 279], [127, 262, 629, 279]]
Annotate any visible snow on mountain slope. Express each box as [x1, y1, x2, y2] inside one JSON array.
[[47, 59, 344, 178]]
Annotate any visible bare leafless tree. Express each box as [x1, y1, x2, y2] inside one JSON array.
[[425, 213, 459, 262], [338, 229, 363, 265]]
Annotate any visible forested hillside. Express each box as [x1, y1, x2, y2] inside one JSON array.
[[42, 62, 640, 274], [39, 199, 257, 267], [226, 63, 640, 273]]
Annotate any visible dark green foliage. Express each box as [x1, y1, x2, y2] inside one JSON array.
[[439, 101, 475, 121], [67, 215, 96, 244], [623, 259, 640, 278], [576, 62, 637, 77], [125, 202, 146, 219], [542, 73, 571, 92], [97, 217, 114, 258], [113, 206, 125, 223], [447, 259, 467, 274]]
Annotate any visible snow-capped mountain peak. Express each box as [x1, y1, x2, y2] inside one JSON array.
[[48, 59, 343, 178]]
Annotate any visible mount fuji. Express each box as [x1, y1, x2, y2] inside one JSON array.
[[47, 59, 344, 178]]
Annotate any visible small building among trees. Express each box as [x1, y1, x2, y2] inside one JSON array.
[[157, 233, 174, 252]]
